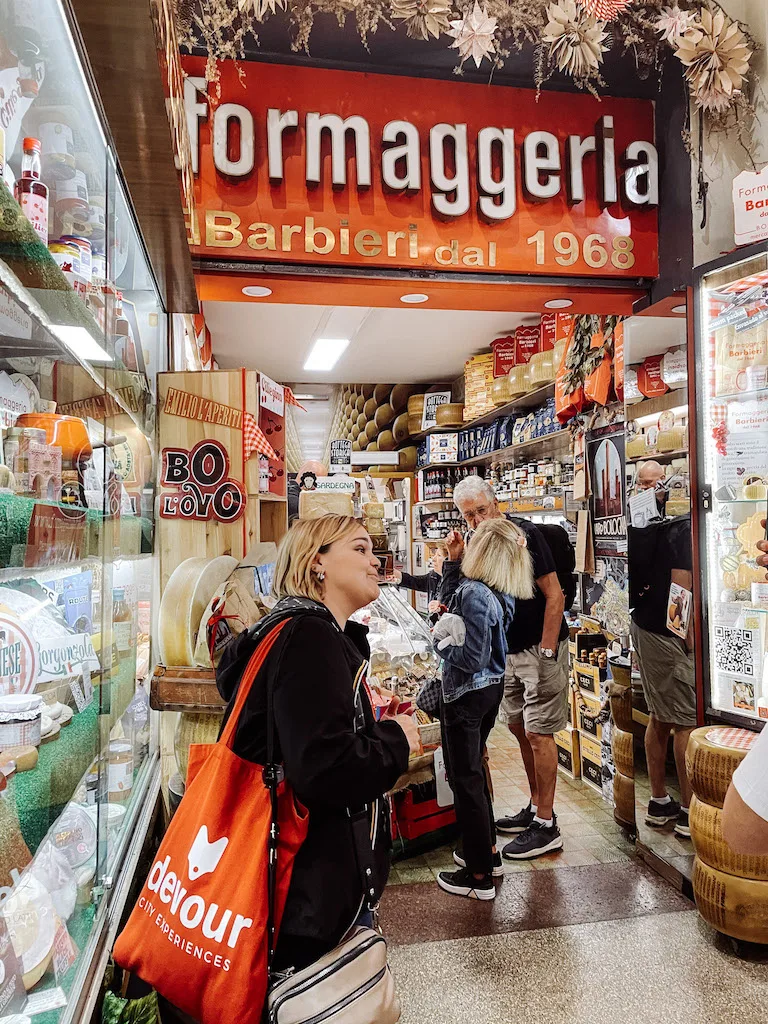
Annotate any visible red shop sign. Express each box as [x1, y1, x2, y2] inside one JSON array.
[[491, 336, 516, 377], [160, 440, 246, 522], [183, 58, 658, 278]]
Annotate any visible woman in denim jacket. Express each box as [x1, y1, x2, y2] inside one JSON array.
[[432, 517, 534, 901]]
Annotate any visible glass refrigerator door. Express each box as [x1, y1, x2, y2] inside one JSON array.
[[696, 243, 768, 725]]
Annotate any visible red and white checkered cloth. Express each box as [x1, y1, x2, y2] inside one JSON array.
[[706, 727, 757, 751], [243, 412, 277, 461], [284, 387, 307, 412]]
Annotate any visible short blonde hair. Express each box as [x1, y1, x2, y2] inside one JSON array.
[[461, 518, 535, 599], [272, 514, 361, 602]]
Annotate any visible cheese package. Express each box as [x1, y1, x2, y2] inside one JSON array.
[[714, 322, 768, 397], [299, 490, 354, 519], [363, 502, 385, 519]]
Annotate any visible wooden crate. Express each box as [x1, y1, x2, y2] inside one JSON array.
[[151, 663, 227, 712]]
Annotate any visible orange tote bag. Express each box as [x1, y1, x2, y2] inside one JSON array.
[[114, 621, 309, 1023]]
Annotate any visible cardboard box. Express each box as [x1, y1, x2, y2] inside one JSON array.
[[580, 732, 603, 794], [427, 433, 458, 463], [577, 690, 604, 742], [555, 727, 580, 779], [574, 661, 603, 697]]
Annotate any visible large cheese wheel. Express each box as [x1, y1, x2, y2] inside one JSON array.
[[393, 413, 410, 443], [408, 394, 425, 415], [159, 556, 238, 666], [399, 446, 418, 470], [436, 402, 464, 427], [612, 768, 635, 828], [390, 384, 415, 412], [690, 795, 768, 880], [355, 395, 365, 413], [686, 726, 756, 808], [364, 398, 378, 419], [367, 440, 379, 452], [378, 429, 395, 451], [374, 384, 392, 404], [407, 413, 423, 435], [611, 726, 634, 778], [299, 490, 354, 519], [344, 403, 353, 417], [175, 712, 223, 779], [693, 857, 768, 942], [360, 384, 375, 399], [609, 683, 633, 733], [374, 403, 395, 429], [365, 420, 380, 442], [351, 424, 361, 440], [355, 413, 366, 431], [352, 440, 362, 451]]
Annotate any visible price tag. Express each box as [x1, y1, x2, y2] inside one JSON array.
[[52, 923, 77, 982], [81, 665, 93, 706], [69, 675, 92, 713]]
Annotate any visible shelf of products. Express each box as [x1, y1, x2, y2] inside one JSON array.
[[404, 382, 556, 445], [0, 2, 168, 1018], [461, 429, 571, 467], [626, 448, 689, 464], [695, 243, 768, 727]]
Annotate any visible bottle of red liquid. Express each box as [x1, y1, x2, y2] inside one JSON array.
[[15, 137, 48, 244]]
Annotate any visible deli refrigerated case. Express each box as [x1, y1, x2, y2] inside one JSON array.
[[694, 241, 768, 727]]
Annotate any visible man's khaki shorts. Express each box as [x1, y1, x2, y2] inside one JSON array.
[[630, 621, 696, 727], [499, 640, 569, 735]]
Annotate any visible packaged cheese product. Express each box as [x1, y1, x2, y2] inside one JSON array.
[[299, 490, 354, 519]]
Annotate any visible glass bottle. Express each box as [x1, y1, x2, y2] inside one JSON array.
[[14, 137, 48, 243], [113, 587, 132, 660]]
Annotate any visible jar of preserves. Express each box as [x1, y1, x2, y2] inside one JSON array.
[[39, 121, 76, 180], [54, 168, 89, 224]]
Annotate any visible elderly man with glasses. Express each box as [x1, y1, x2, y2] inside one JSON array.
[[439, 475, 569, 860]]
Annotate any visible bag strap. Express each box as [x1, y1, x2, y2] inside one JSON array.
[[219, 620, 290, 750], [348, 663, 378, 914]]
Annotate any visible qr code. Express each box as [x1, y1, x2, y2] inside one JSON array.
[[714, 626, 756, 678]]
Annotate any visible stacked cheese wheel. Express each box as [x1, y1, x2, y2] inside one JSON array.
[[159, 556, 238, 666], [687, 726, 768, 943], [609, 681, 635, 828], [341, 383, 421, 471]]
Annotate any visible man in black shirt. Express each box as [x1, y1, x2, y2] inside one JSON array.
[[628, 460, 695, 839], [441, 476, 568, 860]]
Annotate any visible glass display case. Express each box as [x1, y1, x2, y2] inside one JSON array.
[[694, 241, 768, 727], [0, 0, 166, 1017], [354, 586, 438, 702]]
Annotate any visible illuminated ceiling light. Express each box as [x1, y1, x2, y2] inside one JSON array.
[[51, 325, 113, 363], [242, 285, 273, 297], [400, 293, 429, 304], [304, 338, 350, 372], [672, 304, 687, 314], [544, 298, 573, 309]]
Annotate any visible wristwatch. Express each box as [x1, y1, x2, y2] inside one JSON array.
[[539, 647, 556, 659]]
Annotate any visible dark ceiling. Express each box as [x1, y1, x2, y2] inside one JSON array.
[[188, 12, 670, 99]]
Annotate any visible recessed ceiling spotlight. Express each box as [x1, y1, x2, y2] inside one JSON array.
[[672, 304, 687, 314], [544, 298, 573, 309], [400, 293, 429, 304], [242, 285, 273, 298]]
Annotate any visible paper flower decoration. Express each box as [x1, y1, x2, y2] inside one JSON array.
[[542, 0, 608, 80], [675, 7, 752, 112], [448, 2, 499, 68], [577, 0, 632, 21], [391, 0, 453, 40], [655, 4, 695, 44]]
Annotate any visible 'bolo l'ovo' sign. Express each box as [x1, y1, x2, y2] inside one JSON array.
[[161, 440, 246, 522]]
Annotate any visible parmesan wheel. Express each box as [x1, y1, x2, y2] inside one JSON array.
[[175, 711, 223, 780], [612, 768, 635, 828], [355, 395, 365, 413], [299, 491, 354, 520], [159, 556, 238, 666], [657, 427, 686, 453], [686, 726, 755, 808], [360, 384, 375, 399], [373, 384, 392, 404], [364, 398, 378, 419], [507, 364, 529, 397], [609, 683, 633, 733], [365, 420, 380, 442], [378, 430, 395, 451], [690, 795, 768, 880], [393, 413, 410, 443], [344, 403, 353, 417], [435, 403, 464, 427], [390, 384, 415, 412], [374, 403, 395, 429], [626, 436, 648, 459], [407, 414, 423, 435], [693, 857, 768, 943], [611, 726, 634, 778], [352, 440, 362, 452], [407, 393, 425, 415], [492, 376, 512, 406], [351, 424, 361, 440], [399, 446, 418, 470], [368, 440, 379, 452]]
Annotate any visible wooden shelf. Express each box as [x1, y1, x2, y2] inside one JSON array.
[[414, 498, 454, 507], [627, 448, 689, 464], [461, 429, 571, 467], [626, 392, 688, 422], [417, 462, 460, 472], [499, 496, 565, 513], [256, 492, 287, 502], [401, 383, 556, 446]]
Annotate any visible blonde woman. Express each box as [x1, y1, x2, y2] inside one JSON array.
[[210, 517, 418, 984], [432, 517, 534, 901]]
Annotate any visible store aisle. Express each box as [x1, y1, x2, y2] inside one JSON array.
[[381, 725, 766, 1023]]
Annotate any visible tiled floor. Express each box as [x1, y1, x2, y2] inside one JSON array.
[[634, 763, 695, 880], [381, 724, 766, 1023]]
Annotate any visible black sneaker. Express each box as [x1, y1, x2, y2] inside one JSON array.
[[645, 797, 681, 828], [674, 808, 691, 838], [495, 803, 535, 834], [436, 867, 496, 901], [453, 847, 504, 877], [502, 819, 563, 860]]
